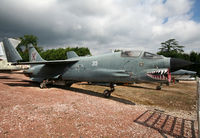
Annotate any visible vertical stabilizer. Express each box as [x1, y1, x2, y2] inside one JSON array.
[[28, 44, 45, 62], [2, 38, 22, 62]]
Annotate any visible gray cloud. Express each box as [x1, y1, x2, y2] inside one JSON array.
[[0, 0, 199, 55]]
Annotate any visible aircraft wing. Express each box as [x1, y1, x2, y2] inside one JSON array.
[[11, 59, 79, 65]]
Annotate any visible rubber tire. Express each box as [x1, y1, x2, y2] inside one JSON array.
[[65, 82, 73, 88], [103, 89, 111, 98], [156, 86, 161, 90], [40, 82, 45, 89]]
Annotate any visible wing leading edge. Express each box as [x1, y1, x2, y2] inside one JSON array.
[[11, 59, 79, 65]]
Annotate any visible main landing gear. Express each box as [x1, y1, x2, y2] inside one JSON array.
[[40, 79, 48, 89], [40, 79, 73, 89], [103, 83, 115, 98]]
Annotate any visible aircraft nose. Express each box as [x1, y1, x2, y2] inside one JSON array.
[[170, 58, 193, 71]]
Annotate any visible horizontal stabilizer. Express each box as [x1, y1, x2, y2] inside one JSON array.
[[67, 51, 78, 59]]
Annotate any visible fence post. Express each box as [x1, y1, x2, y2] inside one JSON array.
[[197, 77, 200, 138]]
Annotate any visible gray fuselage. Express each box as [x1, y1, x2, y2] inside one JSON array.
[[28, 51, 170, 84]]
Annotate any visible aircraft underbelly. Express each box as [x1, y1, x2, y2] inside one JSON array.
[[62, 68, 134, 83]]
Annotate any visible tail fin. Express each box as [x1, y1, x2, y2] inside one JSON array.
[[67, 51, 78, 59], [2, 38, 22, 62], [28, 44, 45, 62]]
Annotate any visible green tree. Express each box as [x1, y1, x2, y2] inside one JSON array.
[[41, 47, 91, 60], [114, 49, 122, 52], [190, 51, 200, 63], [157, 39, 184, 57], [18, 35, 38, 49]]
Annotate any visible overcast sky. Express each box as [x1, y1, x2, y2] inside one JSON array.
[[0, 0, 199, 55]]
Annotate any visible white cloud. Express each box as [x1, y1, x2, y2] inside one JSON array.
[[0, 0, 199, 55]]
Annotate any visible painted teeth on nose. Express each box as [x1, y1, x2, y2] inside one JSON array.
[[161, 75, 164, 80]]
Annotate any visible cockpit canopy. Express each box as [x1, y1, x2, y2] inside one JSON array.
[[121, 51, 163, 59], [121, 51, 142, 57], [143, 52, 162, 59]]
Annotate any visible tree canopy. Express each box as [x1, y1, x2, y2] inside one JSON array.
[[18, 35, 38, 47], [157, 39, 184, 57], [41, 47, 91, 60]]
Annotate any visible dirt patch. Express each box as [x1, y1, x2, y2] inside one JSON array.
[[0, 72, 198, 137]]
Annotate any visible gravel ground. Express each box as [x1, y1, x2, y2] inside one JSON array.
[[0, 72, 198, 137]]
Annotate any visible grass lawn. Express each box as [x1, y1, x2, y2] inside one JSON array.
[[74, 81, 197, 111]]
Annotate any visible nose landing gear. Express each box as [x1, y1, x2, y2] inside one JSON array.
[[103, 83, 115, 98], [156, 83, 162, 90]]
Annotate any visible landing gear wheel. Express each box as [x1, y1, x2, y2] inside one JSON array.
[[65, 82, 73, 88], [103, 89, 111, 98], [40, 80, 48, 89], [103, 83, 115, 98], [40, 82, 46, 88], [156, 86, 161, 90]]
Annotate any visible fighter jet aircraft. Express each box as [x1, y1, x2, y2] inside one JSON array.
[[171, 69, 196, 81], [2, 38, 192, 98]]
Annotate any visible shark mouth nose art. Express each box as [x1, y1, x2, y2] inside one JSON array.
[[147, 69, 170, 81]]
